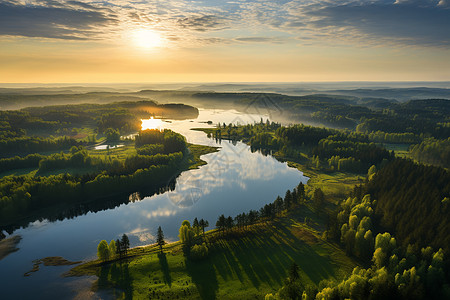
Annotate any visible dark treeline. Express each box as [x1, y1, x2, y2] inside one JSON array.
[[356, 99, 450, 139], [0, 161, 180, 226], [409, 137, 450, 169], [215, 122, 393, 173], [238, 94, 450, 138], [215, 182, 307, 235], [366, 159, 450, 253], [0, 136, 80, 158], [0, 129, 187, 227], [272, 161, 450, 299], [0, 153, 44, 173], [325, 158, 450, 258], [0, 181, 175, 235]]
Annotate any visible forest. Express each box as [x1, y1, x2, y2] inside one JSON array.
[[0, 101, 205, 228], [1, 89, 449, 300]]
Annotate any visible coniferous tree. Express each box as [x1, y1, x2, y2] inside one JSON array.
[[297, 182, 305, 203], [121, 234, 130, 255], [199, 218, 209, 236], [193, 217, 200, 236], [156, 226, 166, 253], [313, 188, 325, 211], [284, 189, 293, 210], [116, 239, 122, 258]]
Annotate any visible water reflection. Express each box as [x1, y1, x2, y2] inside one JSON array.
[[141, 116, 163, 131], [94, 144, 124, 150], [0, 108, 307, 299]]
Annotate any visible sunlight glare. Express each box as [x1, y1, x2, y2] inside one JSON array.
[[131, 29, 163, 49], [141, 117, 163, 130]]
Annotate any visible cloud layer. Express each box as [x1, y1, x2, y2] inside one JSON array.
[[0, 0, 116, 39], [0, 0, 449, 47]]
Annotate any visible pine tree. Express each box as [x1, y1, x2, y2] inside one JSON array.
[[121, 234, 130, 255], [156, 226, 166, 253]]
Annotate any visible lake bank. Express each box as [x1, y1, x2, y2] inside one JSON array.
[[67, 206, 357, 299], [0, 235, 21, 261]]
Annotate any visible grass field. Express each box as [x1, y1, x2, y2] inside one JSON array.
[[69, 209, 356, 300], [286, 161, 364, 204]]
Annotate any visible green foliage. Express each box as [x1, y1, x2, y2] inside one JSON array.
[[135, 129, 186, 154], [136, 144, 164, 156], [190, 242, 209, 261], [105, 128, 120, 142], [409, 137, 450, 168], [97, 240, 110, 261], [179, 222, 194, 250], [367, 165, 377, 180], [367, 131, 421, 144], [109, 240, 117, 259], [367, 159, 450, 253]]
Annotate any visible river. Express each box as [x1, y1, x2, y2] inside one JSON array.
[[0, 109, 307, 299]]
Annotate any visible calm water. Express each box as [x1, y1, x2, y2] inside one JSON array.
[[0, 109, 307, 299]]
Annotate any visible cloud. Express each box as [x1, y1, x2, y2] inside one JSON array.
[[0, 0, 117, 40], [234, 37, 287, 44], [0, 0, 448, 48], [177, 15, 227, 31], [301, 1, 450, 47]]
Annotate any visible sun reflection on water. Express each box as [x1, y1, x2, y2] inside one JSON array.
[[141, 117, 163, 130]]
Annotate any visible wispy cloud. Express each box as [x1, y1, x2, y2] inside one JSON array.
[[177, 15, 228, 32]]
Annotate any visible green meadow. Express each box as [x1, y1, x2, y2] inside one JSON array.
[[69, 208, 356, 299]]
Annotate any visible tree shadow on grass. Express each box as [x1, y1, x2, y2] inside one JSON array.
[[158, 252, 172, 287], [210, 224, 338, 291], [185, 257, 219, 300], [209, 239, 244, 283], [96, 262, 133, 300]]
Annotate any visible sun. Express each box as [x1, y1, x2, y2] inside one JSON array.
[[131, 29, 163, 49]]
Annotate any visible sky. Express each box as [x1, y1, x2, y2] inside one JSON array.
[[0, 0, 449, 83]]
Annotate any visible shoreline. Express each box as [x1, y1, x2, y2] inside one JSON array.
[[0, 235, 22, 261]]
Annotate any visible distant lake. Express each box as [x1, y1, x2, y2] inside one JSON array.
[[0, 109, 308, 299]]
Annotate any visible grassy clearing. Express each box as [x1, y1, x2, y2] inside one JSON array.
[[87, 143, 137, 161], [68, 210, 356, 299], [287, 161, 364, 204], [184, 144, 220, 170]]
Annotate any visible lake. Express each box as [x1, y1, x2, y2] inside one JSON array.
[[0, 109, 307, 299]]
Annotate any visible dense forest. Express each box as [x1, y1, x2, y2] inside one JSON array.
[[197, 119, 450, 299], [0, 129, 187, 226], [0, 101, 201, 228]]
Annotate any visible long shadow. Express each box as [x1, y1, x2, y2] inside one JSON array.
[[271, 224, 337, 282], [209, 223, 338, 291], [210, 239, 244, 283], [185, 257, 219, 300], [158, 252, 172, 287], [96, 262, 133, 300]]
